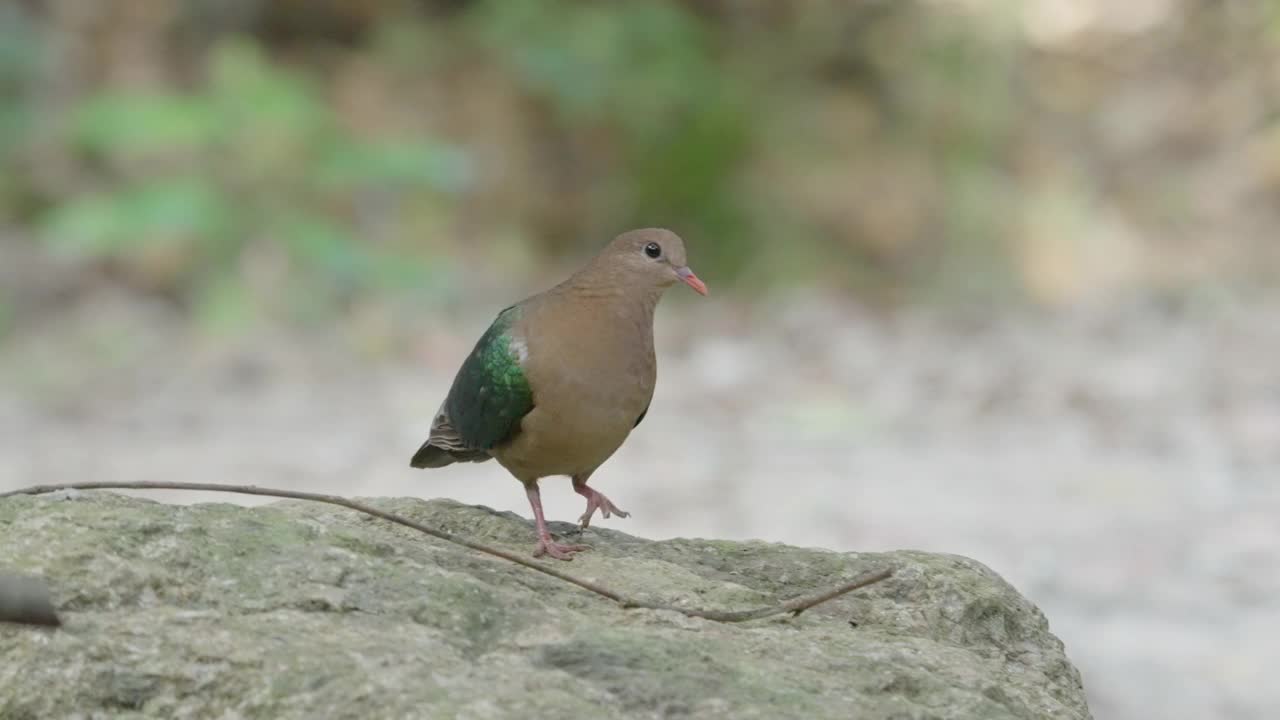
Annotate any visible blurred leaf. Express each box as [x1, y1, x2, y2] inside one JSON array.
[[209, 38, 326, 132], [0, 3, 40, 168], [474, 0, 712, 127], [275, 214, 366, 285], [368, 250, 434, 290], [629, 101, 749, 210], [195, 270, 255, 332], [39, 179, 231, 257], [72, 94, 219, 155], [0, 296, 12, 339], [319, 140, 473, 192], [472, 0, 755, 265], [472, 0, 610, 117]]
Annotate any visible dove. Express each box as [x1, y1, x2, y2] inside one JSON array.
[[411, 229, 707, 559]]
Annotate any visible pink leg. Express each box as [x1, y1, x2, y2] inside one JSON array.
[[525, 484, 589, 561], [573, 474, 630, 529]]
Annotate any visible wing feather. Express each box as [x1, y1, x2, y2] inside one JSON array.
[[410, 305, 534, 469]]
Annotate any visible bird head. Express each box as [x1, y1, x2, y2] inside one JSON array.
[[601, 228, 708, 296]]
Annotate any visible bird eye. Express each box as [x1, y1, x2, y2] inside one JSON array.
[[644, 242, 662, 259]]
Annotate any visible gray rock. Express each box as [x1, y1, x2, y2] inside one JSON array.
[[0, 492, 1090, 719]]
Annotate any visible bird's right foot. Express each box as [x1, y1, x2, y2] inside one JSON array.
[[533, 538, 590, 561], [575, 487, 630, 529]]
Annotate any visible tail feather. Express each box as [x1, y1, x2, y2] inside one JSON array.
[[409, 439, 493, 469], [410, 442, 453, 469], [409, 442, 490, 469], [410, 403, 495, 469]]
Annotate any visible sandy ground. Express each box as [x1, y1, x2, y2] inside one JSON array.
[[3, 290, 1278, 720]]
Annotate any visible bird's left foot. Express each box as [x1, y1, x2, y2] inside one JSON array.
[[576, 488, 630, 529], [533, 538, 590, 561], [526, 484, 591, 560]]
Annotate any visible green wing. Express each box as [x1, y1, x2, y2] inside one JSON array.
[[443, 306, 534, 450]]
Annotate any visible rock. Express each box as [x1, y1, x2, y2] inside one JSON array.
[[0, 572, 60, 627], [0, 492, 1091, 719]]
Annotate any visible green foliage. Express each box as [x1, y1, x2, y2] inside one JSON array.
[[6, 0, 1261, 328], [42, 180, 230, 257], [70, 94, 220, 156], [9, 2, 1056, 320], [474, 1, 711, 125], [37, 38, 469, 327], [911, 14, 1022, 299], [0, 296, 11, 340], [469, 0, 758, 275], [0, 4, 43, 210]]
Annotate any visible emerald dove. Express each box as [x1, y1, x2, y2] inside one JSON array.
[[411, 229, 707, 559]]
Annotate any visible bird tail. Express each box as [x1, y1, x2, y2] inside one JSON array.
[[410, 442, 458, 468], [409, 441, 492, 468], [410, 442, 447, 468], [410, 403, 494, 469]]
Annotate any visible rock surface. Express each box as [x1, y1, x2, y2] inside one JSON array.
[[0, 492, 1091, 719]]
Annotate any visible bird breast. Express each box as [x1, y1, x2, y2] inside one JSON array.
[[496, 300, 656, 479]]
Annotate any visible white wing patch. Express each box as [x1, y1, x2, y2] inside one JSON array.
[[510, 335, 529, 364]]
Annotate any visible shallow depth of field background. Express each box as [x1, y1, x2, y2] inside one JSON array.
[[2, 2, 1279, 718]]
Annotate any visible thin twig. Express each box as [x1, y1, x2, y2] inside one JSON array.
[[2, 481, 627, 604], [0, 481, 892, 624], [622, 568, 894, 622]]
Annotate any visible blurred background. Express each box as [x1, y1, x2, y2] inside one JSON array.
[[1, 0, 1278, 718]]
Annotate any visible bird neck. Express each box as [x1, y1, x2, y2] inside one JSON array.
[[557, 264, 665, 317]]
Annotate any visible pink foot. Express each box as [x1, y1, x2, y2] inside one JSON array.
[[575, 486, 630, 529], [525, 483, 591, 561], [533, 538, 590, 561]]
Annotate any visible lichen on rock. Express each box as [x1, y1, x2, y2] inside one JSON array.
[[0, 492, 1091, 719]]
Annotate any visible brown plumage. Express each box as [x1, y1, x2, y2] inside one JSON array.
[[410, 229, 707, 559]]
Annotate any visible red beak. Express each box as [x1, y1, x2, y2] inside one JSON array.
[[675, 266, 708, 296]]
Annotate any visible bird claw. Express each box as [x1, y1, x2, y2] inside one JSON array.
[[533, 539, 590, 561], [577, 490, 630, 529]]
